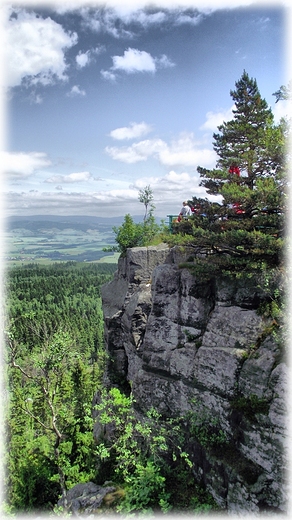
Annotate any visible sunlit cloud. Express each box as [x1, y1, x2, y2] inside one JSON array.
[[105, 133, 216, 168], [102, 47, 175, 80], [4, 6, 78, 88], [2, 151, 51, 178], [109, 122, 153, 140], [105, 138, 165, 163], [200, 105, 235, 132], [112, 48, 156, 73], [45, 171, 93, 183]]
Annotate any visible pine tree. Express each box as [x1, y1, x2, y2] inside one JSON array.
[[171, 71, 287, 276]]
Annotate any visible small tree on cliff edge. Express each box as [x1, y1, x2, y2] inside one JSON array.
[[172, 71, 287, 276]]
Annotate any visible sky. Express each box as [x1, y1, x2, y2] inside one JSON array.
[[1, 0, 291, 220]]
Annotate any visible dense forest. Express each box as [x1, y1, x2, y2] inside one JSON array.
[[4, 261, 219, 516], [4, 262, 117, 513]]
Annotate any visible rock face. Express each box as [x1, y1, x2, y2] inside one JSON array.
[[99, 245, 288, 514]]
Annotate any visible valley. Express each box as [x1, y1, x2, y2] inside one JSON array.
[[3, 215, 126, 265]]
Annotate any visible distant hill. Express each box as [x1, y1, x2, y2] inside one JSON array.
[[5, 215, 144, 233]]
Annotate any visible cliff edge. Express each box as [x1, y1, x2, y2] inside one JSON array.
[[99, 244, 288, 513]]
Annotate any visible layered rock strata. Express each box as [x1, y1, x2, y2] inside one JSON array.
[[99, 244, 288, 514]]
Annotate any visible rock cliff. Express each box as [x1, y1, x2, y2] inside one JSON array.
[[99, 244, 288, 514]]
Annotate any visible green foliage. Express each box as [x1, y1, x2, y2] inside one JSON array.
[[94, 388, 219, 514], [4, 262, 115, 513], [186, 409, 228, 450], [138, 185, 155, 222], [107, 185, 165, 254], [112, 213, 163, 254], [230, 394, 270, 421], [254, 269, 286, 351], [6, 327, 99, 509], [117, 461, 170, 514], [91, 388, 222, 514]]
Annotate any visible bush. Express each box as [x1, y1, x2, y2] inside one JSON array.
[[112, 213, 163, 254]]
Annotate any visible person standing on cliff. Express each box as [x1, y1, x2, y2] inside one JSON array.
[[178, 201, 192, 221]]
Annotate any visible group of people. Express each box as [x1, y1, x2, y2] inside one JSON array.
[[175, 166, 242, 223], [176, 201, 193, 222]]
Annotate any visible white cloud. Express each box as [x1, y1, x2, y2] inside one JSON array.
[[159, 133, 217, 167], [157, 55, 175, 68], [57, 2, 243, 34], [45, 171, 93, 183], [105, 138, 166, 163], [2, 151, 51, 178], [100, 69, 117, 82], [76, 50, 91, 68], [67, 85, 86, 96], [105, 145, 147, 163], [102, 47, 175, 79], [272, 99, 291, 123], [4, 7, 78, 88], [200, 105, 236, 132], [112, 48, 156, 73], [174, 12, 203, 25], [125, 10, 167, 26], [75, 46, 105, 68], [106, 133, 216, 168], [5, 168, 220, 218], [109, 122, 153, 140]]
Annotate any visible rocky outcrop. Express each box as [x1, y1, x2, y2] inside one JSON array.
[[99, 245, 288, 514], [57, 482, 118, 516]]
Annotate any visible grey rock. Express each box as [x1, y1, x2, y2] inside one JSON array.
[[57, 482, 116, 516], [98, 245, 287, 514]]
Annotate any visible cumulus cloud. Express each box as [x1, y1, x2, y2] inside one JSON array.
[[4, 7, 78, 88], [200, 105, 236, 132], [106, 133, 216, 168], [112, 48, 156, 73], [45, 171, 93, 183], [159, 134, 216, 167], [102, 47, 175, 80], [67, 85, 86, 97], [2, 151, 51, 178], [109, 122, 153, 140], [105, 138, 165, 163]]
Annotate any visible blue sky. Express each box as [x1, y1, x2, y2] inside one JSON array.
[[1, 0, 290, 219]]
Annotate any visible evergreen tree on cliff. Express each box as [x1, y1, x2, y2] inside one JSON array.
[[173, 71, 287, 276]]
